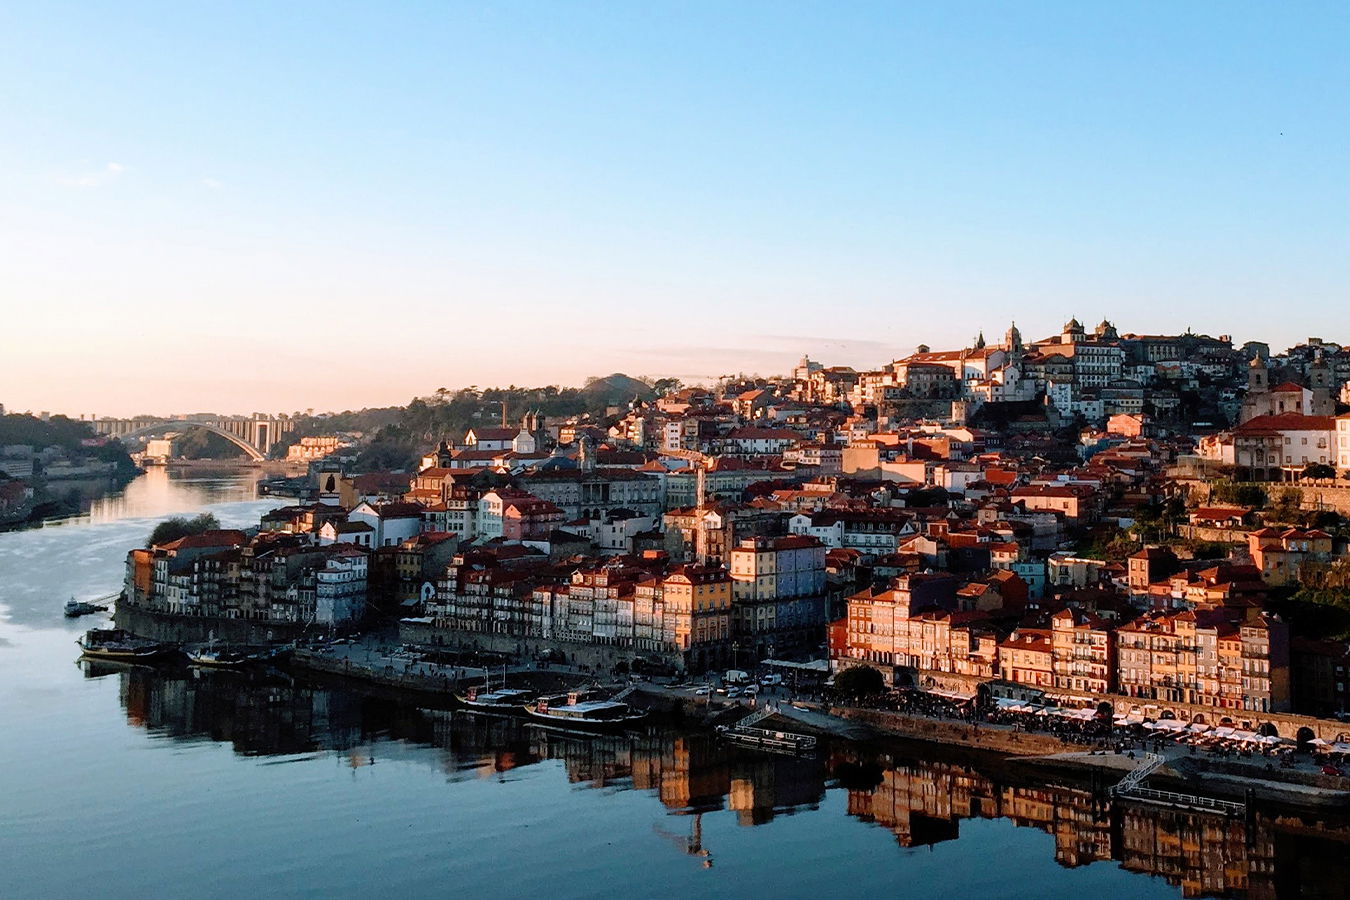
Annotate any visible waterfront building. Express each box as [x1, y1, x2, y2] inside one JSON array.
[[728, 535, 828, 659]]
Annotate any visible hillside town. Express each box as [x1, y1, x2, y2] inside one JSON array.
[[0, 406, 137, 528], [120, 321, 1350, 723]]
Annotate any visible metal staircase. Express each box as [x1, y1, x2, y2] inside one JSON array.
[[613, 684, 638, 702], [1111, 752, 1165, 796], [737, 705, 778, 729]]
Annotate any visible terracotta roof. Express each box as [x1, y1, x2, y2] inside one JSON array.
[[1235, 413, 1335, 433], [159, 530, 248, 550], [467, 427, 519, 441]]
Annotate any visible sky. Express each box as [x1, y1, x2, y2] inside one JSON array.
[[2, 2, 1348, 417]]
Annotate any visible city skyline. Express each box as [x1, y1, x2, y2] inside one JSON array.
[[5, 2, 1349, 415], [0, 315, 1318, 420]]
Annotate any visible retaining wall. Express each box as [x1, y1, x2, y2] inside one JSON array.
[[115, 604, 308, 645], [397, 620, 685, 674], [829, 707, 1078, 756]]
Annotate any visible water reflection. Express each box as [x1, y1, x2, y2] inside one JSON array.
[[0, 470, 274, 629], [67, 466, 263, 526], [101, 665, 1350, 899]]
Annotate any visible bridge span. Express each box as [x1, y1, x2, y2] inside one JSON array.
[[91, 415, 296, 461]]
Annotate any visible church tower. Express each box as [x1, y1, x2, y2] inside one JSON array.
[[1310, 350, 1332, 391], [1005, 322, 1024, 363], [1248, 355, 1269, 393]]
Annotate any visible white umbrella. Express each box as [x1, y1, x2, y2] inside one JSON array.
[[1309, 737, 1332, 747]]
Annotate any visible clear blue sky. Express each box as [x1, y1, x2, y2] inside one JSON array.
[[3, 1, 1347, 416]]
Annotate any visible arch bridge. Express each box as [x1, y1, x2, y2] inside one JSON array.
[[91, 415, 296, 462]]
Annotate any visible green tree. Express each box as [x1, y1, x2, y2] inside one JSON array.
[[1211, 481, 1266, 508], [147, 512, 221, 547], [833, 665, 886, 698], [1269, 488, 1303, 524]]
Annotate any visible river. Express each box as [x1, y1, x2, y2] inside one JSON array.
[[1, 470, 1347, 899]]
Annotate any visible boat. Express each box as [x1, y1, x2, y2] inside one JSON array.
[[523, 691, 647, 731], [186, 639, 290, 668], [456, 686, 537, 714], [716, 724, 817, 755], [186, 644, 254, 668], [76, 629, 174, 662], [64, 598, 109, 618]]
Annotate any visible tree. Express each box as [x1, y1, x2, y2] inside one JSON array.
[[1269, 488, 1303, 525], [833, 665, 885, 698], [1304, 463, 1336, 480], [1211, 480, 1266, 508], [147, 512, 221, 547]]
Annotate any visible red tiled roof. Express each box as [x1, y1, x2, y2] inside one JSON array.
[[1235, 413, 1335, 433]]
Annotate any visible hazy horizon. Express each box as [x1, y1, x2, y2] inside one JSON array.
[[3, 315, 1303, 421], [6, 2, 1348, 417]]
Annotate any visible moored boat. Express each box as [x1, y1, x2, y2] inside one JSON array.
[[64, 598, 109, 618], [186, 646, 253, 668], [77, 629, 174, 662], [523, 691, 647, 731], [716, 724, 817, 755], [186, 640, 290, 668], [456, 686, 537, 714]]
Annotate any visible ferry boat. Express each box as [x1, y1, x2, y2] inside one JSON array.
[[456, 686, 537, 714], [76, 629, 174, 663], [64, 598, 109, 618], [716, 724, 817, 756], [523, 691, 647, 731]]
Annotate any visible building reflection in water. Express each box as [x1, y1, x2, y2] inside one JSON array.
[[97, 663, 1350, 900]]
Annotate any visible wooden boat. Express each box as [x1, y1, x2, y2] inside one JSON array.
[[186, 644, 253, 668], [186, 640, 290, 668], [523, 691, 647, 731], [76, 629, 174, 662], [456, 686, 537, 714]]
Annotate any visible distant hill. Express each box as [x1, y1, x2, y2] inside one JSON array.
[[580, 373, 657, 407]]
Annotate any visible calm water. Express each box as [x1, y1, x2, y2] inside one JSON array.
[[2, 470, 1347, 900]]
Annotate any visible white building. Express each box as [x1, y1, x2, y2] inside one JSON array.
[[346, 501, 424, 548], [315, 548, 368, 625]]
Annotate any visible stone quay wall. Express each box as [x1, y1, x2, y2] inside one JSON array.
[[829, 707, 1078, 756], [397, 620, 685, 674], [115, 604, 308, 645], [290, 649, 467, 697]]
